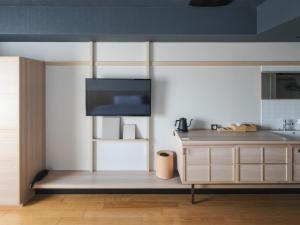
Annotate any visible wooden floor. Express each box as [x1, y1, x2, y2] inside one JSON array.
[[0, 194, 300, 225]]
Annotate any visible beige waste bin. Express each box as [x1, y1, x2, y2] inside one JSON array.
[[155, 150, 174, 179]]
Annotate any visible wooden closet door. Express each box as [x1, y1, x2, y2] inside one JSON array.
[[0, 58, 20, 206]]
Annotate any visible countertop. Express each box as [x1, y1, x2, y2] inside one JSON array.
[[176, 130, 300, 145]]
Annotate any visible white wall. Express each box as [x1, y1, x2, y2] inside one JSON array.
[[260, 66, 300, 130], [1, 42, 300, 171]]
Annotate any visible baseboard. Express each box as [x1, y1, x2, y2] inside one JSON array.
[[36, 188, 300, 195]]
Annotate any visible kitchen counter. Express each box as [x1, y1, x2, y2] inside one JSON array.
[[176, 130, 300, 145], [175, 129, 300, 191]]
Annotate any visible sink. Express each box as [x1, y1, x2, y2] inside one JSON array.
[[272, 130, 300, 139]]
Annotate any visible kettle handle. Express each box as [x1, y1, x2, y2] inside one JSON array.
[[188, 119, 193, 127], [175, 120, 180, 127]]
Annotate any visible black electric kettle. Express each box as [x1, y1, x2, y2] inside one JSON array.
[[175, 118, 193, 132]]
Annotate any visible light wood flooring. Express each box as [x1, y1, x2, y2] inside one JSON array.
[[0, 194, 300, 225]]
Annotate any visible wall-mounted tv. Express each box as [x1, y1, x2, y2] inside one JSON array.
[[86, 78, 151, 116]]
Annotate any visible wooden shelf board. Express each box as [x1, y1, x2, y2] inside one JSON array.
[[33, 171, 187, 189], [92, 138, 149, 143]]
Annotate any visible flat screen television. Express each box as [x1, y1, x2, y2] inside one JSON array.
[[86, 78, 151, 116]]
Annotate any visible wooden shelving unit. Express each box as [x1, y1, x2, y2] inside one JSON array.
[[90, 41, 152, 172], [92, 138, 149, 143], [31, 42, 154, 190]]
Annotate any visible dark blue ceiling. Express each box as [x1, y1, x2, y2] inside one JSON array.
[[0, 0, 265, 7], [0, 0, 299, 42]]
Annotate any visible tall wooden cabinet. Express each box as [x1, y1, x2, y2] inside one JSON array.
[[0, 57, 45, 206]]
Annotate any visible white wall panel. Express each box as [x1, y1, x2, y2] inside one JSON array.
[[0, 42, 89, 61], [96, 142, 148, 171], [96, 42, 146, 61], [46, 66, 91, 170], [96, 66, 147, 78], [151, 66, 261, 169], [1, 42, 300, 171], [153, 43, 300, 61]]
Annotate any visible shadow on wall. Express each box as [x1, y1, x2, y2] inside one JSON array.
[[190, 119, 205, 130], [153, 79, 168, 115]]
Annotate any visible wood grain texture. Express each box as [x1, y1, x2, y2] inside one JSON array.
[[44, 60, 300, 67], [0, 132, 19, 205], [0, 57, 45, 206], [152, 61, 300, 67], [176, 131, 300, 185], [0, 57, 20, 206], [33, 171, 187, 189], [1, 194, 300, 225], [19, 58, 46, 204]]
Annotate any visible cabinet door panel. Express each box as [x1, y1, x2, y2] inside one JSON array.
[[0, 133, 19, 205], [0, 94, 18, 129], [239, 146, 262, 163], [293, 147, 300, 164], [211, 165, 234, 182], [210, 147, 234, 165], [264, 146, 287, 164], [0, 60, 18, 94], [294, 165, 300, 182], [264, 165, 287, 182], [239, 165, 262, 182], [186, 165, 209, 182], [186, 148, 209, 165]]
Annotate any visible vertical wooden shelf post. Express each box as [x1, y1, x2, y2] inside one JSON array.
[[89, 41, 96, 172], [145, 41, 151, 172]]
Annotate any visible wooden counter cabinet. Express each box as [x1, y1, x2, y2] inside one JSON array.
[[176, 130, 300, 185]]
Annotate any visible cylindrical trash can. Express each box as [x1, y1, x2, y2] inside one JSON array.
[[155, 150, 174, 179]]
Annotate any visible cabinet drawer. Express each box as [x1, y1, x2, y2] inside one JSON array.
[[239, 165, 262, 182], [294, 165, 300, 182], [264, 146, 287, 164], [238, 146, 262, 163], [211, 165, 234, 182], [210, 147, 234, 165], [186, 148, 209, 165], [293, 147, 300, 164], [186, 165, 209, 182], [264, 165, 287, 182]]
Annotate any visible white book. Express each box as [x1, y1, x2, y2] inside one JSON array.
[[123, 124, 136, 140], [101, 117, 120, 139]]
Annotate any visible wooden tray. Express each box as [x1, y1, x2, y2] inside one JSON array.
[[229, 124, 257, 132], [217, 124, 257, 132]]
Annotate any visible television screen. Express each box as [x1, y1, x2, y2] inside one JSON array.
[[86, 78, 151, 116]]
